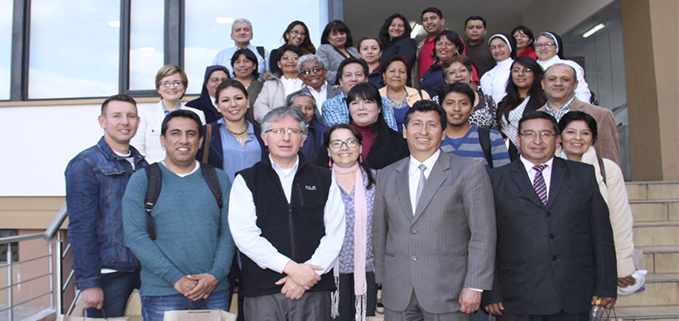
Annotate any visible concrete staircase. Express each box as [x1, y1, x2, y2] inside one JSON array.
[[616, 181, 679, 320]]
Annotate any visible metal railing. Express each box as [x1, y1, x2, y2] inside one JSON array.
[[0, 203, 70, 321]]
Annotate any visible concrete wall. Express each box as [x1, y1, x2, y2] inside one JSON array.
[[523, 0, 616, 34]]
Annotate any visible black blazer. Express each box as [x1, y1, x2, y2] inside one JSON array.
[[482, 158, 617, 315]]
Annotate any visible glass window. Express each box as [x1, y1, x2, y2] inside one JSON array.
[[184, 0, 325, 94], [129, 0, 164, 91], [0, 0, 13, 100], [28, 1, 120, 99]]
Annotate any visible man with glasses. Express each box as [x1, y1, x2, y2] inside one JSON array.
[[228, 107, 345, 320], [482, 111, 617, 321], [212, 18, 268, 78], [287, 54, 341, 113], [538, 64, 619, 164]]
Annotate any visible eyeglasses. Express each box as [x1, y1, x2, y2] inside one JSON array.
[[534, 42, 556, 49], [280, 55, 300, 62], [301, 67, 323, 75], [513, 33, 529, 39], [512, 68, 532, 74], [290, 30, 306, 37], [329, 139, 359, 149], [265, 128, 303, 136], [159, 81, 184, 88], [519, 131, 556, 140], [209, 77, 229, 83]]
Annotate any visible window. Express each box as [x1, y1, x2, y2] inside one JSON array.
[[28, 1, 120, 99], [0, 0, 13, 100], [128, 0, 164, 91]]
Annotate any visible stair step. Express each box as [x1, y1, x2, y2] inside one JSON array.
[[633, 222, 679, 247], [617, 274, 679, 307], [641, 246, 679, 274], [630, 200, 679, 222], [626, 181, 679, 201], [614, 305, 679, 320]]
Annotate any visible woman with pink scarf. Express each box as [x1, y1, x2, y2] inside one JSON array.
[[324, 123, 378, 321]]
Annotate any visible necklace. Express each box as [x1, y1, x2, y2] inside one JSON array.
[[227, 122, 248, 136]]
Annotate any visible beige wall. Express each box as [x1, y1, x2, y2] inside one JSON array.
[[621, 0, 679, 181], [523, 0, 615, 34]]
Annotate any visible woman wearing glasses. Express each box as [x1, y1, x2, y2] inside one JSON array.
[[131, 64, 206, 163], [253, 45, 305, 123], [496, 56, 547, 159], [269, 21, 316, 75], [186, 65, 230, 125], [535, 31, 591, 103], [512, 25, 537, 60], [324, 124, 378, 321]]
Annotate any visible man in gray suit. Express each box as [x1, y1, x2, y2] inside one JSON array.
[[374, 100, 496, 320]]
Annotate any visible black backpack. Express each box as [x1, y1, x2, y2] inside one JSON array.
[[477, 127, 494, 169], [144, 163, 223, 240]]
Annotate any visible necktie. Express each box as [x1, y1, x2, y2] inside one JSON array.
[[533, 164, 548, 205], [415, 164, 427, 210]]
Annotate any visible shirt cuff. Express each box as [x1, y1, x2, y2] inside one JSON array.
[[469, 287, 483, 292]]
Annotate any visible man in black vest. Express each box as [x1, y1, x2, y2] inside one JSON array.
[[228, 106, 346, 320]]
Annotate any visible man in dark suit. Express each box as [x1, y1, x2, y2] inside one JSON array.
[[374, 100, 496, 320], [482, 111, 617, 321]]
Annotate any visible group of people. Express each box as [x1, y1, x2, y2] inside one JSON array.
[[64, 7, 641, 321]]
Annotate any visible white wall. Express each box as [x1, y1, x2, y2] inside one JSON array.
[[523, 0, 615, 35], [0, 102, 157, 196]]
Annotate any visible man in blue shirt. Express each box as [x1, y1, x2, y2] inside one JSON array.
[[65, 94, 147, 318], [439, 83, 510, 169], [321, 57, 398, 131]]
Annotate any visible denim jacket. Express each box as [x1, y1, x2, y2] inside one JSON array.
[[65, 137, 147, 290]]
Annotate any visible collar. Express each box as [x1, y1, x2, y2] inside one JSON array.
[[520, 155, 554, 172], [308, 82, 328, 93], [538, 55, 561, 65], [269, 154, 300, 172], [96, 136, 142, 162], [545, 95, 576, 114], [409, 149, 441, 174]]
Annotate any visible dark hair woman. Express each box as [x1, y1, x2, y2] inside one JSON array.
[[230, 48, 263, 122], [269, 21, 316, 74], [378, 13, 417, 85], [317, 20, 359, 84], [357, 37, 384, 89], [496, 56, 547, 159], [379, 55, 429, 132], [419, 30, 471, 98], [512, 25, 537, 60], [185, 65, 230, 124]]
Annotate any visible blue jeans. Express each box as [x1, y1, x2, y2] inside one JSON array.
[[141, 290, 229, 321], [86, 271, 140, 318]]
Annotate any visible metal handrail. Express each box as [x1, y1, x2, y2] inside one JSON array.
[[43, 203, 68, 241], [0, 233, 44, 245]]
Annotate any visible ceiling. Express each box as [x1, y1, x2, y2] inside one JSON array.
[[343, 0, 537, 43]]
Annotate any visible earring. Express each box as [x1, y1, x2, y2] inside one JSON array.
[[359, 155, 363, 164], [328, 159, 333, 167]]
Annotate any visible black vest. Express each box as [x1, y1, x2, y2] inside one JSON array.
[[238, 154, 335, 297]]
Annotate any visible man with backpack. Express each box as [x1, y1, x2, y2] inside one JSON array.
[[212, 18, 268, 80], [438, 83, 510, 170], [122, 109, 235, 321]]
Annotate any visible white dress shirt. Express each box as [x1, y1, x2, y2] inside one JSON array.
[[228, 155, 346, 275], [408, 149, 441, 214], [308, 82, 329, 114], [520, 155, 555, 198]]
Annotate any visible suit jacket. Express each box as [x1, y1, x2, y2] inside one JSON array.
[[482, 158, 617, 315], [373, 151, 496, 313], [539, 98, 620, 165]]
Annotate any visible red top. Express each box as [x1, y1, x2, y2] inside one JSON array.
[[351, 122, 377, 161], [517, 46, 538, 60], [418, 35, 437, 79]]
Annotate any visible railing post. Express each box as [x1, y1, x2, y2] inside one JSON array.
[[49, 236, 54, 311], [7, 245, 13, 321], [56, 231, 63, 315]]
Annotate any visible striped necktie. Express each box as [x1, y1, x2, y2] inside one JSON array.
[[532, 164, 548, 205]]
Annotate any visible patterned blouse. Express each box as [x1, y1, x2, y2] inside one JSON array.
[[337, 167, 375, 274]]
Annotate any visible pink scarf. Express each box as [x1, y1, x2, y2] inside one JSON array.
[[331, 163, 368, 321]]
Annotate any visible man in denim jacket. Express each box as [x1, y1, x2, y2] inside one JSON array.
[[66, 94, 148, 318]]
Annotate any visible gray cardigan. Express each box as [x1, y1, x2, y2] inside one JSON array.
[[316, 44, 359, 84]]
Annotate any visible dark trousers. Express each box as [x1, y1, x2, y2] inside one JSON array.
[[243, 291, 331, 321], [497, 310, 589, 321], [334, 272, 378, 320], [86, 271, 140, 318]]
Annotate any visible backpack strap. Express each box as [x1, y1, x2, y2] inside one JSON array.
[[202, 123, 213, 164], [477, 127, 494, 169], [200, 163, 223, 209], [597, 157, 607, 186], [256, 46, 266, 60], [144, 163, 162, 241]]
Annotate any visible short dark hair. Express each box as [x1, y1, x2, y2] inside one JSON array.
[[230, 48, 260, 79], [558, 111, 598, 144], [101, 94, 137, 116], [381, 54, 410, 76], [323, 123, 376, 189], [161, 109, 203, 139], [518, 111, 559, 136], [434, 30, 465, 61], [321, 20, 354, 47], [336, 57, 369, 85], [358, 36, 383, 52], [421, 7, 443, 20], [438, 82, 476, 107], [277, 44, 303, 61], [465, 15, 487, 28], [404, 100, 447, 132], [440, 55, 473, 79]]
